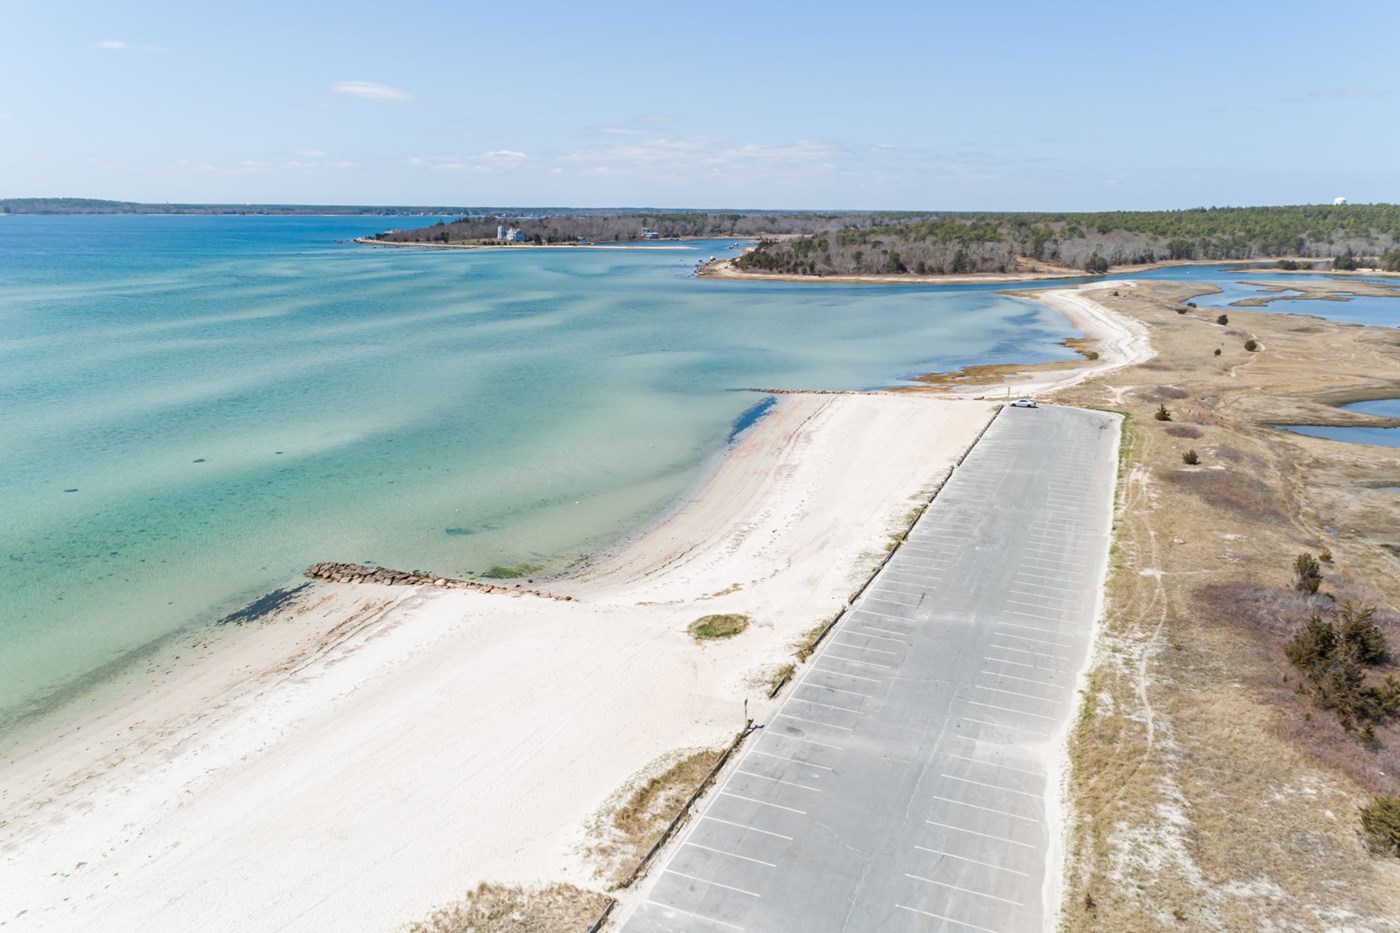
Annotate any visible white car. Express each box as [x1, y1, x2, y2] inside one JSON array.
[[1009, 398, 1038, 408]]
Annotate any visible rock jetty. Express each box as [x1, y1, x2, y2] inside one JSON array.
[[303, 562, 573, 601]]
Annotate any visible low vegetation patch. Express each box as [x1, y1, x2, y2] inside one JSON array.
[[794, 617, 836, 662], [688, 613, 750, 641], [405, 882, 611, 933], [589, 748, 725, 886], [1164, 424, 1202, 439], [1165, 468, 1286, 522]]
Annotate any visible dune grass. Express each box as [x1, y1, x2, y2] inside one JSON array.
[[405, 882, 611, 933]]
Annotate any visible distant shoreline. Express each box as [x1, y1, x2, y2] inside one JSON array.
[[353, 237, 695, 252]]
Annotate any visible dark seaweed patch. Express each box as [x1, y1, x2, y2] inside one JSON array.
[[216, 583, 311, 625]]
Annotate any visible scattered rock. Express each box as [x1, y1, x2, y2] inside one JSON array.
[[303, 561, 574, 602]]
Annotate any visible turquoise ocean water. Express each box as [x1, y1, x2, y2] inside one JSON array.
[[3, 218, 1396, 736]]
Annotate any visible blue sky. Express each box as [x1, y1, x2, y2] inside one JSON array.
[[3, 0, 1397, 210]]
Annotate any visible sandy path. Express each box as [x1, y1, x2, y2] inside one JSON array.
[[0, 394, 995, 933]]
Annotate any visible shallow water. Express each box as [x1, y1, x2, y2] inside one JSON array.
[[1279, 398, 1400, 447], [1128, 266, 1400, 327]]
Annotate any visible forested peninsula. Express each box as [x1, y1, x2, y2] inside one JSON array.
[[731, 205, 1400, 276]]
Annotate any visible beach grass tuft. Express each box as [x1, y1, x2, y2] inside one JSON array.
[[405, 881, 612, 933], [589, 748, 725, 887], [688, 613, 750, 641]]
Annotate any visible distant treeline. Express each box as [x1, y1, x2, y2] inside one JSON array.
[[0, 198, 472, 216], [368, 212, 895, 245], [732, 205, 1400, 276]]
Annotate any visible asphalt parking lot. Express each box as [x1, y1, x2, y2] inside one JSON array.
[[621, 404, 1121, 933]]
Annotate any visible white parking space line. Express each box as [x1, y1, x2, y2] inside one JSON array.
[[960, 716, 1052, 737], [968, 700, 1059, 721], [876, 576, 930, 589], [1006, 609, 1064, 624], [774, 712, 856, 732], [735, 769, 821, 793], [997, 621, 1059, 637], [991, 630, 1066, 651], [975, 683, 1060, 705], [666, 869, 762, 899], [1005, 600, 1068, 615], [644, 900, 746, 931], [811, 664, 882, 683], [763, 731, 844, 752], [983, 653, 1067, 674], [932, 795, 1038, 823], [749, 749, 834, 772], [987, 642, 1070, 663], [894, 904, 999, 933], [719, 791, 808, 815], [868, 593, 923, 608], [684, 841, 779, 868], [841, 627, 907, 643], [925, 818, 1036, 848], [1014, 569, 1085, 585], [905, 874, 1023, 907], [790, 696, 862, 715], [913, 844, 1031, 876], [940, 772, 1043, 800], [701, 813, 795, 840], [833, 638, 900, 656], [982, 669, 1058, 688], [822, 652, 895, 670], [847, 607, 921, 624], [946, 752, 1045, 779], [801, 682, 874, 699], [1008, 586, 1071, 601]]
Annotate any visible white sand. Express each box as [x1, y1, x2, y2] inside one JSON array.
[[0, 394, 996, 933], [1032, 282, 1155, 393]]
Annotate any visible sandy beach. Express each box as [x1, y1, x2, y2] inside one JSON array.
[[0, 286, 1150, 932], [0, 393, 995, 932]]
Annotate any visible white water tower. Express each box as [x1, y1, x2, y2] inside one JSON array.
[[1333, 196, 1349, 205]]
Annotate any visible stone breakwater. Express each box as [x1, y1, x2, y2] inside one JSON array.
[[303, 562, 574, 601]]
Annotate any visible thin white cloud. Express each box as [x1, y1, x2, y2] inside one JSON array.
[[331, 81, 414, 104], [587, 114, 675, 137], [404, 151, 528, 173], [93, 39, 164, 52], [1306, 88, 1386, 99], [296, 149, 331, 158]]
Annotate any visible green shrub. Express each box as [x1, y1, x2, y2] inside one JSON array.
[[1337, 604, 1387, 664], [1216, 313, 1229, 325], [1285, 613, 1337, 674], [1213, 348, 1222, 356], [1244, 338, 1259, 352], [1360, 795, 1400, 856], [1182, 449, 1199, 465], [1293, 552, 1322, 594], [1154, 403, 1172, 422]]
